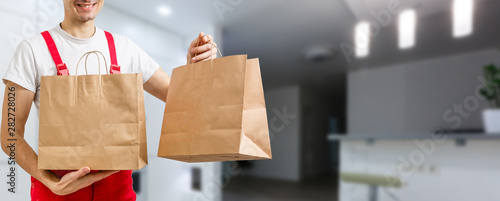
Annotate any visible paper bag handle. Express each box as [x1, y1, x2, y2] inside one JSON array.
[[75, 51, 109, 75]]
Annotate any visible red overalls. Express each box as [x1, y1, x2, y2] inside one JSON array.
[[32, 31, 136, 201]]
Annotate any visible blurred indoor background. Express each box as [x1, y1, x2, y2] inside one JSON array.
[[1, 0, 500, 200]]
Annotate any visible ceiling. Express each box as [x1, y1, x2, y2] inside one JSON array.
[[221, 0, 355, 92], [104, 0, 470, 37], [105, 0, 219, 36], [104, 0, 312, 36], [104, 0, 500, 96], [345, 0, 454, 20], [104, 0, 357, 94]]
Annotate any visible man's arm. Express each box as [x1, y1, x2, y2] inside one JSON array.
[[144, 68, 171, 102], [0, 81, 118, 196]]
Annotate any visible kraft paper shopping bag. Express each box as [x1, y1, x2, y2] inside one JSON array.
[[158, 54, 272, 162], [38, 51, 147, 170]]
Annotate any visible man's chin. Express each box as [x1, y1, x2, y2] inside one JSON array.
[[78, 15, 97, 22]]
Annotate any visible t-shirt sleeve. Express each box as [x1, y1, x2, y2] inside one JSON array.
[[125, 38, 160, 83], [2, 40, 38, 93]]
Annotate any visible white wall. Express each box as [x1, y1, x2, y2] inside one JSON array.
[[348, 49, 500, 134], [0, 1, 58, 200], [348, 65, 406, 134], [0, 1, 221, 201], [246, 86, 301, 181]]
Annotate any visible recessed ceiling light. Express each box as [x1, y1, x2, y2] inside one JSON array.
[[158, 6, 172, 17], [399, 9, 416, 49], [355, 22, 370, 58], [453, 0, 474, 38]]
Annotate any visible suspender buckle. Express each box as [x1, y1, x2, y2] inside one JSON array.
[[110, 64, 121, 74], [56, 63, 70, 76]]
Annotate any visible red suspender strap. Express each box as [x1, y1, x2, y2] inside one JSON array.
[[41, 31, 69, 76], [104, 31, 121, 74]]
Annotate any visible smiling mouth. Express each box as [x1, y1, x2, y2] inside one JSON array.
[[77, 3, 97, 8]]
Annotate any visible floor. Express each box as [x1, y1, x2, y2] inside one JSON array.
[[222, 174, 337, 201]]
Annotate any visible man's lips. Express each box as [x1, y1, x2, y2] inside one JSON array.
[[76, 3, 97, 9]]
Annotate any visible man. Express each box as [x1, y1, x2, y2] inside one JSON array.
[[0, 0, 218, 200]]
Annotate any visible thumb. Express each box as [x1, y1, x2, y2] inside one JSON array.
[[64, 167, 91, 182], [197, 32, 206, 45]]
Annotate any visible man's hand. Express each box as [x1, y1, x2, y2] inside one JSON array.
[[187, 32, 219, 64], [47, 167, 118, 196]]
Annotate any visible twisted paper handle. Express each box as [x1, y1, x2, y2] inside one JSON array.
[[75, 51, 109, 75]]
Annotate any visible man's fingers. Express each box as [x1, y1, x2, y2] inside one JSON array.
[[71, 171, 119, 192], [80, 170, 119, 185], [63, 167, 91, 182], [192, 43, 218, 62], [191, 43, 214, 54], [90, 170, 120, 181], [200, 55, 216, 62], [192, 49, 215, 62], [190, 33, 214, 48], [190, 32, 206, 48], [202, 34, 213, 43], [189, 33, 202, 48], [187, 33, 217, 64], [52, 170, 118, 195]]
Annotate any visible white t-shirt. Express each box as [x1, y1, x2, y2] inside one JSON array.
[[2, 25, 160, 111]]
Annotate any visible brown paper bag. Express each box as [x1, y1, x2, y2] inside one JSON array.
[[38, 51, 147, 170], [157, 55, 272, 162]]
